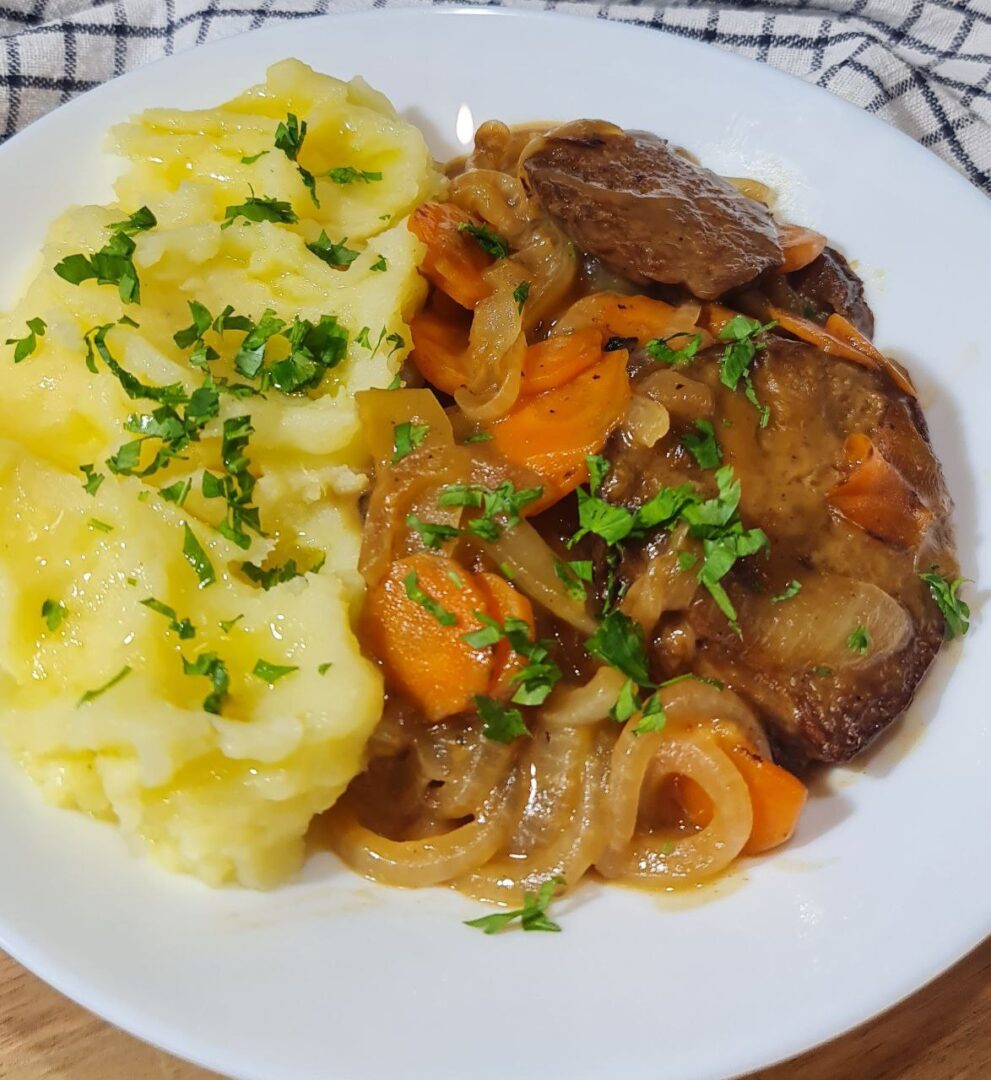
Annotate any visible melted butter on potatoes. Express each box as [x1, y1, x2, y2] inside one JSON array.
[[0, 60, 442, 887]]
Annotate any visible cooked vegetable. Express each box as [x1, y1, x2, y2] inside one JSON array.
[[486, 352, 631, 505], [519, 328, 603, 397], [778, 224, 827, 273], [408, 201, 493, 308]]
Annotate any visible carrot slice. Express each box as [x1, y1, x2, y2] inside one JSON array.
[[699, 302, 742, 336], [729, 746, 808, 855], [825, 313, 917, 397], [409, 303, 471, 395], [475, 572, 536, 697], [408, 202, 493, 309], [361, 553, 492, 722], [520, 328, 604, 397], [827, 433, 933, 548], [778, 224, 827, 273], [486, 352, 631, 507]]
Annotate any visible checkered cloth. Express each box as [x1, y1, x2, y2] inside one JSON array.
[[0, 0, 988, 194]]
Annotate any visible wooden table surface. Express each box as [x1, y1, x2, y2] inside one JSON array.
[[1, 937, 988, 1080]]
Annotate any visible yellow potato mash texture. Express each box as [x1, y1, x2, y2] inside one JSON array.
[[0, 59, 441, 887]]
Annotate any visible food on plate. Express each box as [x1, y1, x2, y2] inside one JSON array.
[[0, 60, 441, 887], [1, 69, 969, 918], [325, 116, 969, 919]]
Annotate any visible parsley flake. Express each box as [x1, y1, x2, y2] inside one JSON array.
[[307, 230, 360, 269], [681, 419, 723, 469], [919, 569, 970, 639], [464, 876, 565, 934], [182, 652, 229, 714], [221, 194, 298, 230], [79, 464, 105, 496], [253, 659, 299, 684], [586, 611, 653, 688], [474, 694, 529, 743], [457, 221, 509, 259], [141, 597, 195, 639], [404, 570, 457, 626], [370, 255, 388, 272], [513, 281, 530, 313], [645, 332, 702, 366], [771, 580, 802, 604], [847, 625, 871, 655], [326, 167, 383, 185], [6, 317, 46, 363], [41, 599, 68, 632], [392, 421, 430, 463], [77, 666, 132, 707], [182, 523, 216, 589]]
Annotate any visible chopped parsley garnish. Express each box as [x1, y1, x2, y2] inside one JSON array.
[[89, 518, 114, 533], [447, 569, 464, 589], [464, 876, 564, 934], [370, 255, 388, 272], [847, 625, 871, 655], [812, 665, 833, 678], [109, 206, 157, 235], [273, 113, 319, 205], [403, 570, 457, 626], [307, 230, 360, 269], [919, 569, 970, 639], [717, 315, 775, 428], [55, 228, 142, 304], [173, 300, 219, 367], [41, 599, 68, 632], [406, 514, 461, 551], [645, 332, 702, 366], [677, 551, 698, 572], [159, 478, 192, 506], [473, 694, 529, 743], [771, 580, 802, 604], [318, 662, 333, 676], [326, 167, 383, 185], [386, 332, 406, 356], [252, 659, 299, 684], [77, 665, 132, 707], [464, 432, 493, 443], [241, 150, 269, 164], [609, 678, 639, 723], [634, 693, 668, 735], [462, 613, 561, 706], [200, 416, 264, 550], [182, 523, 216, 589], [141, 597, 194, 639], [554, 558, 593, 602], [240, 555, 322, 590], [513, 281, 530, 313], [392, 421, 430, 463], [79, 464, 105, 495], [586, 453, 610, 496], [225, 309, 347, 394], [436, 481, 542, 542], [386, 373, 404, 391], [221, 194, 298, 230], [182, 652, 229, 714], [457, 221, 509, 259], [219, 615, 244, 634], [681, 419, 723, 469], [84, 323, 186, 405], [6, 317, 46, 362], [274, 113, 306, 160], [586, 611, 653, 687]]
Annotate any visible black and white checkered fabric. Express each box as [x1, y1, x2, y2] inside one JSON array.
[[0, 0, 988, 194]]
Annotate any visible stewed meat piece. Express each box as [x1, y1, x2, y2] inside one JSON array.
[[523, 120, 784, 300]]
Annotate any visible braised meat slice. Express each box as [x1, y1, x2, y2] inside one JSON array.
[[788, 247, 875, 336], [603, 338, 955, 767], [522, 121, 783, 300]]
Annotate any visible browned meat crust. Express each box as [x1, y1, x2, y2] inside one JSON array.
[[523, 121, 783, 300], [788, 247, 875, 336], [602, 338, 955, 766]]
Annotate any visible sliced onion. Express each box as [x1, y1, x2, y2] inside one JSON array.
[[723, 175, 776, 207], [624, 395, 671, 447], [540, 666, 629, 729], [638, 367, 715, 422], [481, 519, 596, 634], [449, 169, 537, 246], [596, 730, 752, 886]]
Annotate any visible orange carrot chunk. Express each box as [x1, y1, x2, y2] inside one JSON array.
[[409, 303, 471, 395], [361, 553, 492, 722], [475, 572, 536, 698], [408, 202, 493, 309], [520, 328, 604, 397], [557, 292, 677, 341], [486, 352, 631, 508], [729, 747, 808, 855], [778, 224, 828, 273], [827, 433, 933, 549]]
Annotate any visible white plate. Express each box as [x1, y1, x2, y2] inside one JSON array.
[[0, 9, 988, 1080]]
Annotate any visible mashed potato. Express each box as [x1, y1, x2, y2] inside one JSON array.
[[0, 59, 442, 887]]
